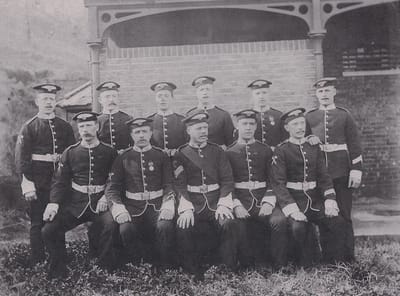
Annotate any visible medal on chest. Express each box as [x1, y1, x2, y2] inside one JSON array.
[[269, 116, 275, 126], [148, 161, 155, 171]]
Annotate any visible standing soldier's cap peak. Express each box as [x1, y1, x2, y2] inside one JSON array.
[[73, 111, 99, 122], [182, 110, 209, 126], [280, 108, 306, 124], [150, 82, 177, 92], [247, 79, 272, 89], [233, 109, 258, 120], [96, 81, 120, 92], [313, 77, 337, 89], [32, 83, 61, 94], [191, 76, 216, 87], [126, 117, 153, 129]]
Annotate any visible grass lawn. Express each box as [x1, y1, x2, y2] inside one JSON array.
[[0, 210, 399, 296]]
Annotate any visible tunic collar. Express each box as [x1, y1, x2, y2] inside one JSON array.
[[319, 103, 336, 111], [80, 139, 100, 149], [237, 138, 256, 145], [102, 109, 119, 115], [189, 141, 207, 149], [288, 137, 306, 145], [253, 106, 270, 113], [37, 112, 56, 120], [197, 103, 215, 111], [133, 144, 152, 153], [157, 110, 173, 116]]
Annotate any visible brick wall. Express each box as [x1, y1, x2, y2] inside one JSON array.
[[99, 39, 316, 117]]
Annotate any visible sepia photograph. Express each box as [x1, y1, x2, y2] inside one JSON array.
[[0, 0, 399, 295]]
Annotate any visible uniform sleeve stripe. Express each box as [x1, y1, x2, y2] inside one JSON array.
[[174, 165, 184, 178], [352, 155, 362, 164]]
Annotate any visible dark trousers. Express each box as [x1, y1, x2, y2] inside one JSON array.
[[177, 209, 240, 274], [42, 209, 116, 277], [237, 206, 288, 268], [119, 206, 175, 268], [333, 176, 355, 261], [289, 209, 346, 267]]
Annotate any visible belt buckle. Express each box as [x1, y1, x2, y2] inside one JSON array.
[[249, 181, 256, 190], [302, 182, 310, 191], [87, 186, 96, 195], [142, 191, 151, 200], [199, 184, 208, 193]]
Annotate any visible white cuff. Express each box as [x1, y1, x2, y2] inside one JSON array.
[[324, 188, 336, 197], [110, 202, 129, 220], [282, 203, 301, 217], [177, 195, 194, 214], [98, 195, 107, 203], [324, 199, 339, 211], [233, 198, 244, 209], [261, 194, 276, 207], [350, 170, 362, 180], [21, 175, 36, 195], [161, 198, 175, 212], [352, 155, 363, 165], [217, 193, 233, 210]]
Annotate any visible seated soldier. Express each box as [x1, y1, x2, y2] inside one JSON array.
[[105, 117, 175, 270], [174, 111, 240, 280], [41, 112, 117, 278], [226, 109, 288, 269], [271, 108, 346, 267]]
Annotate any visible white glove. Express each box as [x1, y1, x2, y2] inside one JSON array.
[[95, 195, 108, 213], [43, 203, 59, 222], [348, 170, 362, 188]]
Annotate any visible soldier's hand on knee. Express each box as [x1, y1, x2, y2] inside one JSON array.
[[348, 170, 362, 189], [259, 203, 274, 217], [234, 205, 250, 219], [43, 203, 59, 222], [325, 207, 339, 218], [177, 210, 194, 229], [24, 191, 37, 201], [289, 211, 307, 222], [215, 205, 234, 220], [95, 196, 108, 213], [116, 212, 131, 224], [159, 209, 174, 221]]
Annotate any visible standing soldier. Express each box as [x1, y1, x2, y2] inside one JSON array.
[[248, 79, 288, 148], [226, 109, 288, 269], [306, 78, 362, 262], [174, 111, 239, 280], [15, 83, 75, 265], [97, 81, 133, 153], [147, 82, 187, 156], [271, 108, 346, 267], [106, 117, 176, 269], [187, 76, 234, 149], [41, 111, 117, 278]]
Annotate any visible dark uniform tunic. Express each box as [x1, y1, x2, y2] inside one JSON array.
[[147, 112, 187, 152], [271, 139, 346, 266], [254, 108, 288, 148], [174, 142, 239, 273], [226, 140, 287, 267], [98, 111, 133, 151], [187, 106, 234, 146], [42, 141, 117, 276], [306, 105, 362, 261], [15, 115, 75, 263], [105, 145, 175, 267]]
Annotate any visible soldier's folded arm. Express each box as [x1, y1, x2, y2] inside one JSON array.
[[345, 112, 363, 188], [270, 148, 300, 217], [160, 151, 176, 215], [173, 151, 194, 214], [216, 149, 234, 210]]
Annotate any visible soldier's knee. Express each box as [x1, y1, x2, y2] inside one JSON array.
[[269, 213, 288, 232], [290, 220, 307, 238], [41, 223, 55, 241], [119, 222, 137, 242], [157, 219, 174, 234]]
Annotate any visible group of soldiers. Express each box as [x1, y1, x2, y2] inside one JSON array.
[[15, 75, 363, 279]]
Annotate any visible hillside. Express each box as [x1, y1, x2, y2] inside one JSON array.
[[0, 0, 89, 78]]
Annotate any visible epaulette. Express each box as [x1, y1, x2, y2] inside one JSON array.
[[215, 106, 227, 112], [65, 141, 81, 152], [100, 141, 114, 149], [175, 112, 185, 119], [336, 106, 351, 113], [119, 147, 133, 156], [177, 143, 189, 151], [255, 140, 270, 148], [306, 107, 319, 114], [227, 140, 237, 149], [23, 115, 38, 126], [277, 139, 289, 147], [270, 107, 282, 114], [119, 110, 131, 116], [186, 107, 197, 114], [146, 112, 157, 119], [152, 146, 164, 153], [207, 141, 220, 147]]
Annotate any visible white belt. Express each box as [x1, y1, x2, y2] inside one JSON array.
[[286, 181, 317, 191], [72, 182, 105, 194], [31, 153, 60, 162], [320, 144, 348, 152], [125, 190, 163, 201], [235, 181, 266, 190], [187, 184, 219, 194]]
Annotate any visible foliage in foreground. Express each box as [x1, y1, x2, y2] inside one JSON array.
[[0, 237, 399, 296]]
